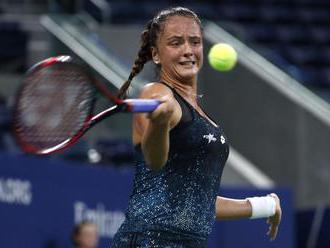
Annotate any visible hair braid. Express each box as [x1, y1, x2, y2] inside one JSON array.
[[117, 24, 153, 99]]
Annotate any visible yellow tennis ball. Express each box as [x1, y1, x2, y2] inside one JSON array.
[[208, 43, 237, 71]]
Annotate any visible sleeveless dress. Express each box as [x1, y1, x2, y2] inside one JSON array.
[[111, 84, 229, 247]]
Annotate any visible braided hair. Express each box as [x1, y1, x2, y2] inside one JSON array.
[[117, 7, 202, 99]]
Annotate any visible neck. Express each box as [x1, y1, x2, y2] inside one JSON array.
[[160, 73, 198, 103]]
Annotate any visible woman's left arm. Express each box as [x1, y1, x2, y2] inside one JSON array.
[[215, 193, 282, 240]]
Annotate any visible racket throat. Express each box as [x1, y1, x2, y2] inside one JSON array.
[[90, 105, 122, 126]]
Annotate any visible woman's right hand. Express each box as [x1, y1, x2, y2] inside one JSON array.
[[147, 94, 176, 126]]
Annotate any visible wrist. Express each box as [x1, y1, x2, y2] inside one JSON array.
[[246, 195, 276, 219]]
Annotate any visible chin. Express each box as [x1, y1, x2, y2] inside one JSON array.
[[179, 75, 197, 83], [179, 70, 199, 82]]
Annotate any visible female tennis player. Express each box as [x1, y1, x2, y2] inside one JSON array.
[[111, 7, 282, 247]]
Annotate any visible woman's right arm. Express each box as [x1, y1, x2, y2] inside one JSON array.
[[132, 83, 181, 170]]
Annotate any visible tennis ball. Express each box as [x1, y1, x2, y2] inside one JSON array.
[[208, 43, 237, 71]]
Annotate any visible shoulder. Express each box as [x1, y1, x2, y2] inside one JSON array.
[[139, 82, 173, 98]]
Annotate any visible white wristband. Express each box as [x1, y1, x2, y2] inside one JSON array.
[[247, 196, 276, 219]]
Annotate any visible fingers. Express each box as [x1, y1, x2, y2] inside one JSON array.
[[267, 217, 279, 241], [148, 94, 172, 108], [147, 94, 175, 124], [266, 193, 282, 241], [148, 93, 170, 102]]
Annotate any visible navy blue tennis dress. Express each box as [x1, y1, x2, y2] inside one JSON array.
[[111, 83, 229, 247]]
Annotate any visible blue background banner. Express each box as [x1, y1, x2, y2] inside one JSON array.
[[0, 153, 294, 248]]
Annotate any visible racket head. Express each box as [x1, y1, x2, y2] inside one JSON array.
[[13, 55, 97, 154]]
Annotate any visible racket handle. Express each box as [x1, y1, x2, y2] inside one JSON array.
[[124, 99, 160, 112]]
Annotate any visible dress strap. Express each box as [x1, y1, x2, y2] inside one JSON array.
[[158, 82, 193, 123]]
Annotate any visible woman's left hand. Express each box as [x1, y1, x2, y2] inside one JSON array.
[[267, 193, 282, 241]]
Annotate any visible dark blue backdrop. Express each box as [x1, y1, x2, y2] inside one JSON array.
[[0, 153, 294, 248]]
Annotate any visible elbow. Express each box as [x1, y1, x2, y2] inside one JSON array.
[[142, 141, 169, 171], [145, 156, 167, 171]]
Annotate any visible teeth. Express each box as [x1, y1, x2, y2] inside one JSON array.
[[180, 61, 195, 65]]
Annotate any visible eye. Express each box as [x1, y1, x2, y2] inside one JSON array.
[[168, 37, 183, 47], [191, 39, 201, 46], [170, 41, 180, 46]]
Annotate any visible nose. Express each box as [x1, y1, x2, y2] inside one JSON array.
[[183, 42, 193, 57]]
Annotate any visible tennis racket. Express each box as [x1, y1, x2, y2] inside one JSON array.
[[13, 55, 159, 155]]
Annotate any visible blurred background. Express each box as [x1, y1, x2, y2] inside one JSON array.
[[0, 0, 329, 247]]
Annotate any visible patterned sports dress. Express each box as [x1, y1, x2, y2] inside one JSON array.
[[111, 83, 229, 247]]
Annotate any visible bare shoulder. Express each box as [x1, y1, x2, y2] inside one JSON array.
[[139, 82, 173, 98]]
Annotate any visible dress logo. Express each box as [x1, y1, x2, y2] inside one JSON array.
[[203, 133, 217, 143], [220, 135, 226, 144]]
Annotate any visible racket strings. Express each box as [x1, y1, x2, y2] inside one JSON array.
[[15, 65, 95, 151]]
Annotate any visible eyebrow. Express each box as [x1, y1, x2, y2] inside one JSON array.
[[167, 35, 201, 40]]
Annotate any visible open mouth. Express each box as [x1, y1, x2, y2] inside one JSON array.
[[179, 61, 196, 66]]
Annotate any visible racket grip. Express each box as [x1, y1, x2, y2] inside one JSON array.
[[124, 99, 160, 112]]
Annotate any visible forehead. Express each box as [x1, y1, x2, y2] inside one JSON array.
[[82, 223, 97, 231], [161, 16, 201, 38]]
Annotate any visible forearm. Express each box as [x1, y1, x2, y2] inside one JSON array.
[[142, 121, 170, 170], [215, 196, 252, 220]]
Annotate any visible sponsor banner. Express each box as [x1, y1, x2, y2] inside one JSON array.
[[73, 201, 125, 238], [0, 177, 32, 205], [0, 153, 294, 248], [0, 153, 133, 248]]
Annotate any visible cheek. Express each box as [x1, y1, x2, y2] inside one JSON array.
[[196, 48, 203, 67], [161, 50, 181, 66], [199, 52, 203, 64]]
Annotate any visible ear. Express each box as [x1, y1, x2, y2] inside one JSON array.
[[151, 46, 160, 65]]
